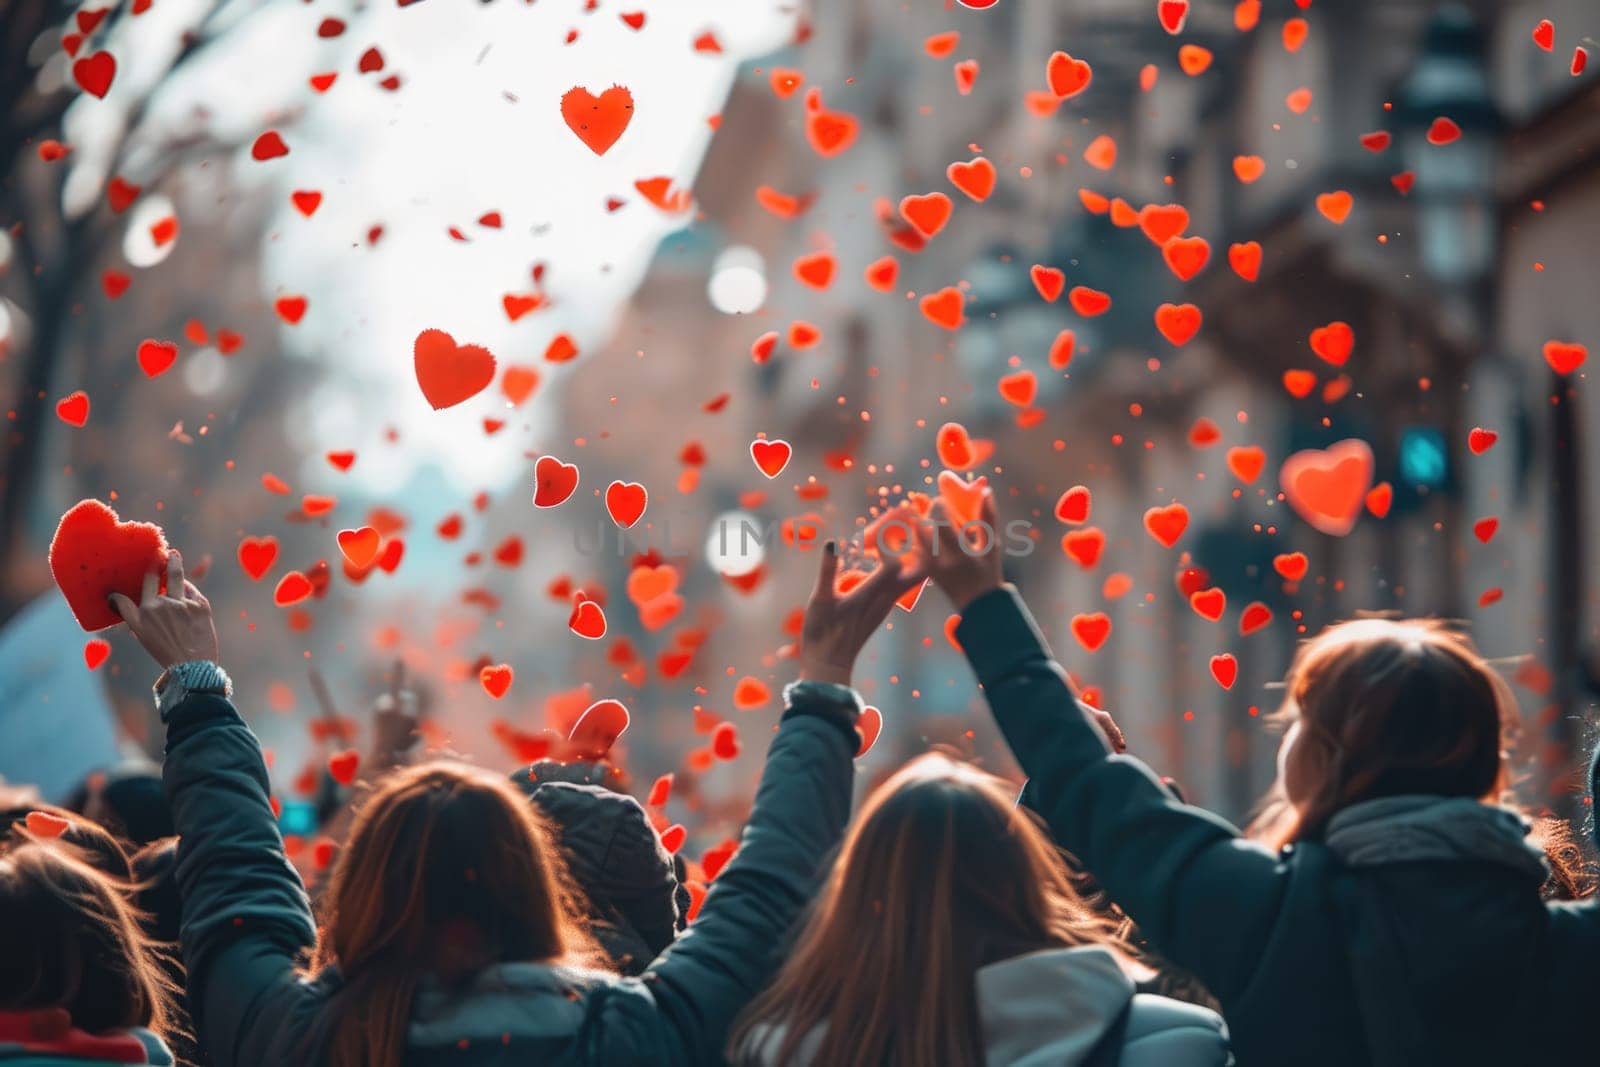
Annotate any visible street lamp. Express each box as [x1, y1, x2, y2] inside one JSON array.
[[1397, 5, 1500, 292]]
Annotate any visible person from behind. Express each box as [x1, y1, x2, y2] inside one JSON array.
[[118, 545, 914, 1065], [911, 488, 1600, 1066], [729, 753, 1229, 1067], [0, 837, 179, 1065]]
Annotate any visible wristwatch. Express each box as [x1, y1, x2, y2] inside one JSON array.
[[154, 660, 232, 720]]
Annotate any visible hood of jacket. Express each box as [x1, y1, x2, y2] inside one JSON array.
[[0, 1011, 172, 1065], [1323, 795, 1548, 881], [405, 961, 615, 1053], [745, 947, 1227, 1067]]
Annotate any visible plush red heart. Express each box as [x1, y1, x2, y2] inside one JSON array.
[[561, 84, 634, 155], [1279, 438, 1373, 536], [605, 481, 648, 528], [751, 439, 792, 479], [567, 698, 630, 759], [49, 500, 169, 632], [414, 328, 496, 409], [534, 456, 580, 507]]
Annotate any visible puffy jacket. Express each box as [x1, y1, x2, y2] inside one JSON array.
[[0, 1013, 171, 1065], [161, 686, 859, 1066], [515, 762, 680, 974], [741, 946, 1229, 1066], [957, 586, 1600, 1067]]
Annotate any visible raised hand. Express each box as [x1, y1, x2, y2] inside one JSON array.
[[798, 541, 920, 686], [110, 551, 219, 669], [914, 488, 1006, 612]]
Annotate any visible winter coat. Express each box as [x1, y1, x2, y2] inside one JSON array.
[[0, 1012, 172, 1065], [957, 586, 1600, 1067], [514, 761, 681, 974], [160, 687, 859, 1066], [742, 946, 1229, 1066]]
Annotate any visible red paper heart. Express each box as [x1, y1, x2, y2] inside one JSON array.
[[237, 535, 278, 581], [336, 527, 382, 569], [919, 287, 965, 330], [561, 84, 634, 155], [1533, 19, 1554, 51], [863, 256, 899, 292], [328, 750, 360, 786], [72, 51, 116, 97], [1273, 552, 1309, 581], [1047, 51, 1092, 98], [1158, 0, 1189, 34], [1228, 241, 1262, 281], [1309, 321, 1354, 366], [1155, 303, 1202, 346], [856, 706, 883, 757], [1279, 438, 1373, 536], [1061, 528, 1105, 569], [568, 598, 607, 640], [1467, 427, 1498, 455], [534, 456, 580, 507], [1239, 602, 1273, 635], [1069, 286, 1112, 317], [1316, 190, 1353, 224], [55, 391, 90, 427], [1162, 236, 1210, 281], [1055, 486, 1092, 524], [1209, 654, 1238, 689], [606, 481, 648, 528], [1030, 265, 1065, 302], [251, 130, 289, 161], [793, 251, 836, 290], [947, 156, 995, 202], [567, 698, 630, 759], [1139, 204, 1189, 245], [1143, 503, 1189, 548], [1190, 587, 1226, 621], [414, 328, 496, 409], [751, 439, 792, 478], [25, 810, 72, 838], [50, 500, 169, 632], [1226, 445, 1266, 483], [137, 339, 178, 378], [899, 192, 952, 238], [1071, 612, 1112, 652], [1543, 340, 1587, 375], [84, 638, 111, 670], [480, 663, 514, 699]]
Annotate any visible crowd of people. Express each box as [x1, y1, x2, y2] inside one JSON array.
[[4, 486, 1599, 1065]]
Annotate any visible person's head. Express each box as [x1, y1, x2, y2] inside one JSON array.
[[0, 839, 178, 1039], [87, 766, 175, 847], [310, 762, 605, 1067], [1261, 617, 1515, 847], [1, 803, 131, 880], [731, 753, 1124, 1067]]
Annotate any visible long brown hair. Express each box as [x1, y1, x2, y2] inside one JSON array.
[[729, 753, 1127, 1067], [0, 838, 180, 1041], [1253, 617, 1515, 848], [309, 762, 607, 1067]]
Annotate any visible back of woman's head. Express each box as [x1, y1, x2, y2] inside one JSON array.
[[732, 753, 1122, 1067], [0, 840, 176, 1039], [2, 804, 130, 880], [1265, 617, 1514, 846], [311, 762, 604, 1067]]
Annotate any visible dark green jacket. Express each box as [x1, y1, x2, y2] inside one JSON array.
[[957, 586, 1600, 1067], [161, 688, 858, 1066]]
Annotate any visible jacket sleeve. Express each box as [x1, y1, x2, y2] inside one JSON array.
[[957, 587, 1289, 1004], [162, 691, 320, 1067], [592, 701, 857, 1064]]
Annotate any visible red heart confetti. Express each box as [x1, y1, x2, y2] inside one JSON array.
[[561, 85, 634, 155], [414, 329, 496, 410]]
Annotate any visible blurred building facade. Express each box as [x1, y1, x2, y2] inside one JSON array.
[[571, 0, 1600, 820]]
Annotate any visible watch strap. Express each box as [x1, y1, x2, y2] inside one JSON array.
[[155, 661, 232, 721]]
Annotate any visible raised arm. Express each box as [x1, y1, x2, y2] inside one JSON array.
[[919, 492, 1290, 1004], [116, 554, 318, 1067], [590, 542, 917, 1063]]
